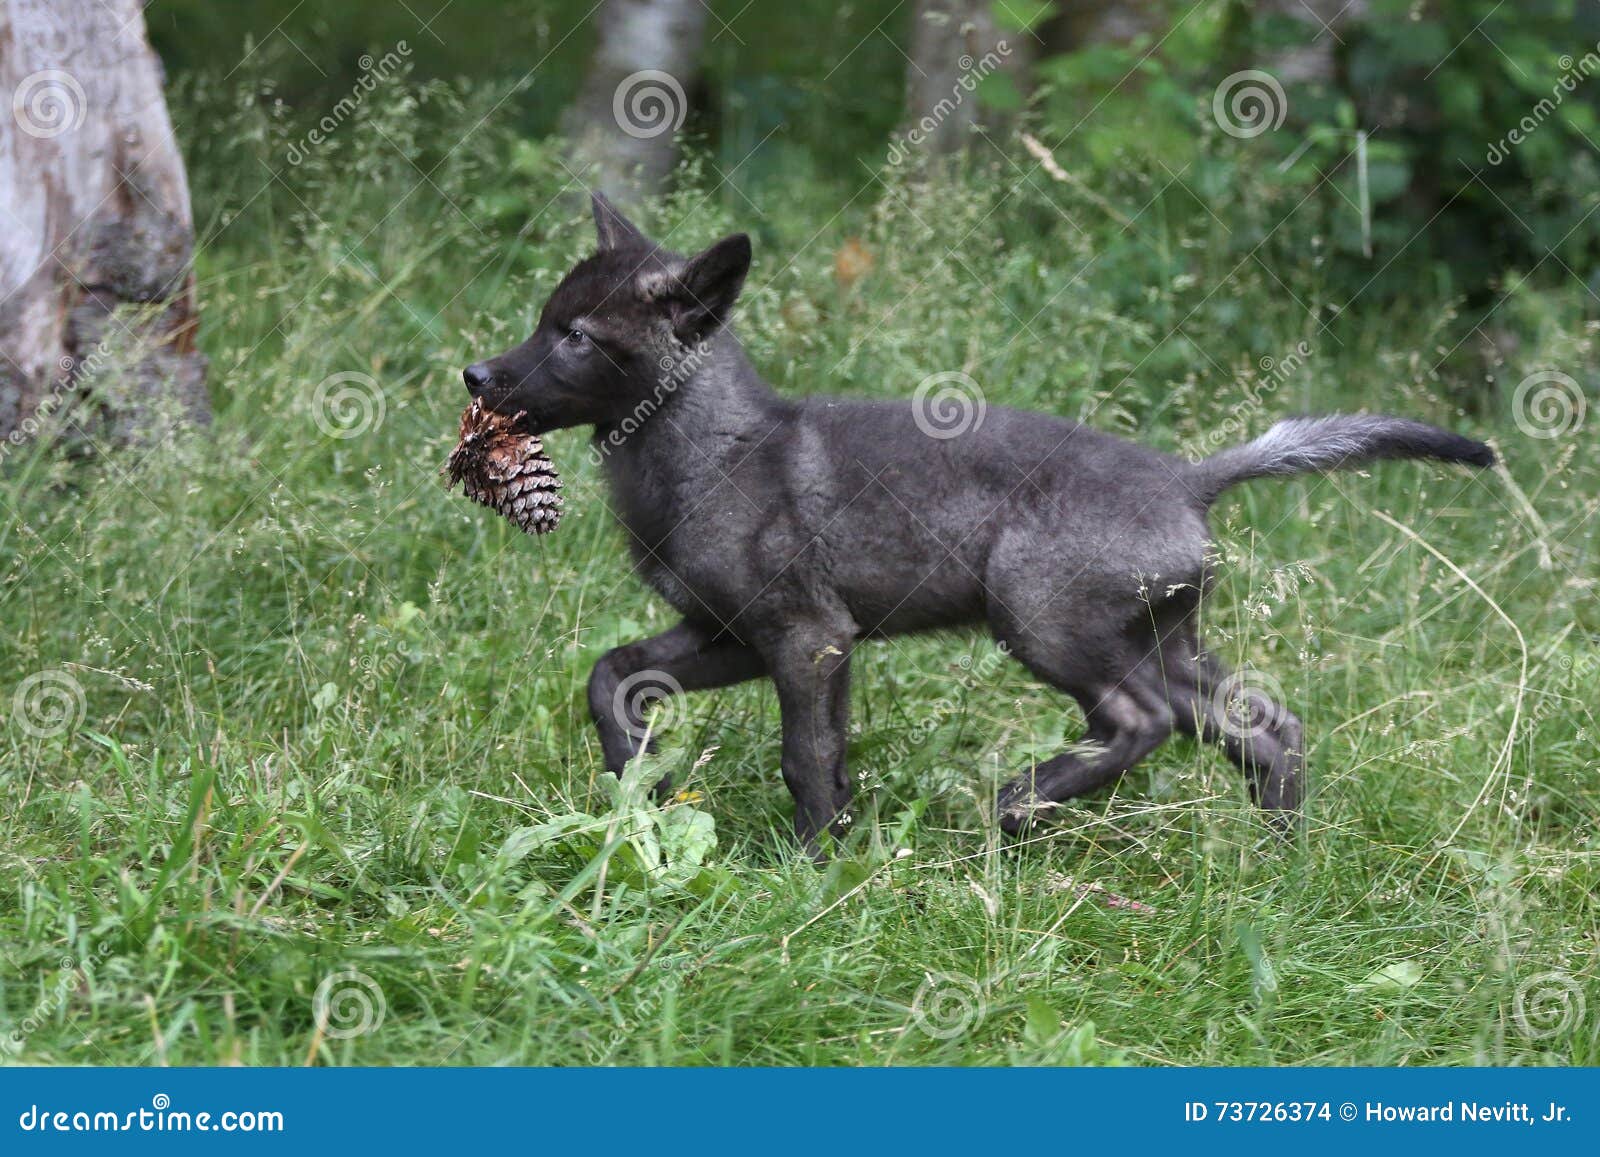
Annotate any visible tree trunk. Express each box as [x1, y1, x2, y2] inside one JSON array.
[[1259, 0, 1368, 86], [560, 0, 707, 200], [902, 0, 1031, 156], [1048, 1, 1164, 50], [0, 0, 206, 447]]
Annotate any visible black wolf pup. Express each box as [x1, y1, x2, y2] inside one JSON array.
[[463, 193, 1494, 856]]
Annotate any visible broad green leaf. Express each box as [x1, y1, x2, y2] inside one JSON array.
[[1354, 960, 1424, 992], [1023, 995, 1061, 1047]]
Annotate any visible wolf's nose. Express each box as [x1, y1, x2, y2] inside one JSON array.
[[463, 362, 493, 392]]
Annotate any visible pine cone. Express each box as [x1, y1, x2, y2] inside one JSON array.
[[443, 399, 563, 535]]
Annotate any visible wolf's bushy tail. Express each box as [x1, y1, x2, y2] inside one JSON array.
[[1189, 414, 1495, 505]]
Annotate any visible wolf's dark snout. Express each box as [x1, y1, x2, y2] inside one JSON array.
[[462, 362, 493, 393]]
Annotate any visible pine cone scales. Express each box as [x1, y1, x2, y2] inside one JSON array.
[[444, 399, 563, 535]]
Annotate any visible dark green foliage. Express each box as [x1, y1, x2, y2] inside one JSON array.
[[1033, 0, 1600, 303]]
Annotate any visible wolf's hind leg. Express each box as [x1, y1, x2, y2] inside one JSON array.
[[1157, 643, 1305, 832], [993, 673, 1175, 834], [989, 609, 1177, 833], [1138, 601, 1304, 830]]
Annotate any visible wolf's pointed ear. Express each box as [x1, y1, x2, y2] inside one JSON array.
[[592, 191, 647, 251], [669, 233, 751, 342]]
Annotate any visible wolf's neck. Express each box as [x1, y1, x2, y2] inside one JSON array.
[[598, 327, 785, 458], [593, 328, 787, 542], [666, 328, 782, 430]]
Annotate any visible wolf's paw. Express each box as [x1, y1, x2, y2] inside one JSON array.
[[996, 783, 1054, 837]]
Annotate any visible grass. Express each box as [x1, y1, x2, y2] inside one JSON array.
[[2, 80, 1598, 1066]]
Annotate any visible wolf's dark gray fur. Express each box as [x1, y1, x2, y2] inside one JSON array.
[[462, 193, 1495, 855]]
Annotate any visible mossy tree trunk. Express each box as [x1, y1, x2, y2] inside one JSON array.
[[0, 0, 207, 448]]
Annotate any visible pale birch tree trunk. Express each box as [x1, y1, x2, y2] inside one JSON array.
[[1051, 1, 1164, 49], [903, 0, 1031, 155], [0, 0, 207, 447], [561, 0, 707, 199], [1259, 0, 1368, 86]]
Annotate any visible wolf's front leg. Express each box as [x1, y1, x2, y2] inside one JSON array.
[[587, 620, 764, 783], [764, 625, 856, 859]]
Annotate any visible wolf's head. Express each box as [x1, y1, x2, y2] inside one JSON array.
[[462, 193, 751, 434]]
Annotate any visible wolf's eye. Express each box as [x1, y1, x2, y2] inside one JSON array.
[[565, 328, 587, 347]]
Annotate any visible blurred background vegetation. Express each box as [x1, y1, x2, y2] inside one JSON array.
[[149, 0, 1600, 317]]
